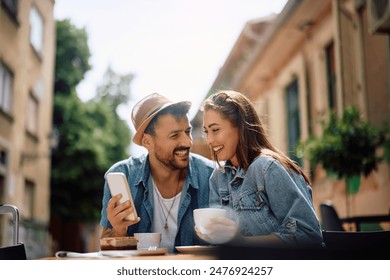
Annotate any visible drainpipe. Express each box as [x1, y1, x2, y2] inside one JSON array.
[[333, 0, 346, 116]]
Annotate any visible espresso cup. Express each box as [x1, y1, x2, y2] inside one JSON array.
[[134, 232, 161, 250]]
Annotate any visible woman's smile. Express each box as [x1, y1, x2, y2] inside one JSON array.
[[212, 145, 224, 153]]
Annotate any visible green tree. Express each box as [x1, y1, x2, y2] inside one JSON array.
[[51, 19, 132, 240], [95, 66, 134, 109], [54, 19, 91, 95]]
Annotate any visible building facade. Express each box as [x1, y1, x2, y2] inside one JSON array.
[[192, 0, 390, 227], [0, 0, 56, 258]]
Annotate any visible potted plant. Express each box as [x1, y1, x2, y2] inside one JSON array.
[[296, 106, 390, 216]]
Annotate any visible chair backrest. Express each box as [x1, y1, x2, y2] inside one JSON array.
[[0, 204, 27, 260], [320, 202, 345, 231], [322, 230, 390, 259], [0, 244, 27, 260], [217, 244, 327, 260]]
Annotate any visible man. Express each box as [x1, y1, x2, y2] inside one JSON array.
[[100, 93, 214, 252]]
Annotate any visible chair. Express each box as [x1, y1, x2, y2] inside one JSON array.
[[216, 231, 390, 260], [320, 202, 345, 231], [0, 204, 27, 260], [320, 201, 390, 231], [216, 238, 328, 260], [322, 230, 390, 259], [217, 244, 327, 260]]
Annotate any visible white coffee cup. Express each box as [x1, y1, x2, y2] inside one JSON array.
[[193, 208, 228, 234], [134, 233, 161, 250]]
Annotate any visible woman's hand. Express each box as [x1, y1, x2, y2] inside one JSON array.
[[195, 216, 238, 244]]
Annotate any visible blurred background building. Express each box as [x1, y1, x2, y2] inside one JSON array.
[[193, 0, 390, 225], [0, 0, 55, 259]]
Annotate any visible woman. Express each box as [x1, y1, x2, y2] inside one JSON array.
[[199, 90, 323, 248]]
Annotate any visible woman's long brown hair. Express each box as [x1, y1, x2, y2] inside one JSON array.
[[202, 90, 310, 185]]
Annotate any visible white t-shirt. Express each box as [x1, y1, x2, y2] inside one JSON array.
[[151, 179, 181, 253]]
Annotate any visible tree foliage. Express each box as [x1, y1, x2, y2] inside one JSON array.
[[51, 20, 132, 222], [54, 20, 91, 95], [95, 66, 134, 110]]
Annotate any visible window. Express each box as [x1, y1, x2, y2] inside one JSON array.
[[0, 173, 4, 243], [0, 174, 4, 204], [24, 180, 35, 220], [26, 92, 39, 135], [0, 62, 13, 115], [325, 42, 337, 111], [0, 148, 7, 166], [29, 5, 44, 55], [285, 78, 302, 165], [0, 146, 8, 204]]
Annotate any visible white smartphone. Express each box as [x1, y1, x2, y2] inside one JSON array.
[[106, 172, 138, 221]]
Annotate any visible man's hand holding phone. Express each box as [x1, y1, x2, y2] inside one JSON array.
[[106, 194, 140, 236], [106, 172, 141, 236]]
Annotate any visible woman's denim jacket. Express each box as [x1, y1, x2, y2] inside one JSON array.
[[100, 153, 214, 248], [209, 156, 323, 247]]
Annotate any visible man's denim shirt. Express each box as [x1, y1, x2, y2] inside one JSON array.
[[100, 153, 214, 248], [209, 156, 323, 247]]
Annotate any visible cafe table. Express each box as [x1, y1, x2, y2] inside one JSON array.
[[41, 246, 218, 260]]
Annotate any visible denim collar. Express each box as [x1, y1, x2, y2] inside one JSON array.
[[221, 160, 245, 178]]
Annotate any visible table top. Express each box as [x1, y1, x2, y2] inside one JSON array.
[[41, 253, 216, 260], [41, 247, 218, 260]]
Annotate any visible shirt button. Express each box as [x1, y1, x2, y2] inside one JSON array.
[[254, 199, 261, 206]]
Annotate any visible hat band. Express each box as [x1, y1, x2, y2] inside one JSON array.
[[147, 104, 167, 119]]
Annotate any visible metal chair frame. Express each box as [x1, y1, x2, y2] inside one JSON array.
[[0, 204, 27, 260]]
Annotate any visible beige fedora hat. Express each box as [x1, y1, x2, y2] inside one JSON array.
[[131, 93, 191, 145]]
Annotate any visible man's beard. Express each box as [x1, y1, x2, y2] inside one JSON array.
[[154, 147, 190, 170]]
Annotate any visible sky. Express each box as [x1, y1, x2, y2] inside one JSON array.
[[54, 0, 288, 154]]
